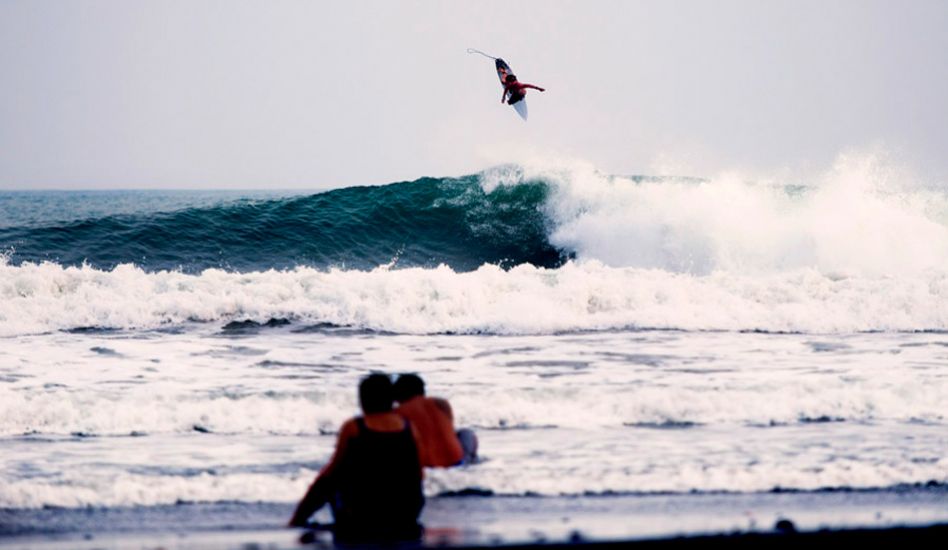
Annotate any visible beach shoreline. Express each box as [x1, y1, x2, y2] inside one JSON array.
[[3, 488, 947, 549]]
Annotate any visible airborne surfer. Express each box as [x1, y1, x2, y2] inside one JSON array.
[[468, 48, 545, 120], [501, 73, 545, 105]]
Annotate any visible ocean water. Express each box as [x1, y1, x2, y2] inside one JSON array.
[[1, 157, 947, 538]]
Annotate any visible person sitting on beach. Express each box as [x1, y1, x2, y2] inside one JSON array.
[[394, 373, 478, 467], [288, 373, 424, 544]]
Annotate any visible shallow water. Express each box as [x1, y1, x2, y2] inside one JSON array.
[[2, 327, 946, 510]]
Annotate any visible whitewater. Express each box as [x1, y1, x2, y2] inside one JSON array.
[[1, 154, 947, 531]]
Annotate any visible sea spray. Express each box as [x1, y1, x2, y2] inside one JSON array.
[[506, 153, 948, 275]]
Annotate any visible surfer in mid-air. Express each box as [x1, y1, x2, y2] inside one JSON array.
[[468, 48, 544, 120], [501, 73, 545, 105]]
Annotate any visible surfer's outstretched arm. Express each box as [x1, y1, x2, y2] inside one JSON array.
[[521, 83, 545, 92]]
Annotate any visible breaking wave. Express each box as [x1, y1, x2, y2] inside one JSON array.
[[2, 153, 947, 336]]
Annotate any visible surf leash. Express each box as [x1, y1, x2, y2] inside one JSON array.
[[467, 48, 498, 60]]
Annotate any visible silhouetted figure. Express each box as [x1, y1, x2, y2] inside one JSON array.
[[289, 374, 424, 545], [394, 374, 478, 467]]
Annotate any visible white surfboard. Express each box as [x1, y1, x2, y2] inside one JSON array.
[[512, 99, 528, 121]]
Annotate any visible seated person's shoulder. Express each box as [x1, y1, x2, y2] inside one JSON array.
[[431, 397, 453, 417], [338, 418, 360, 439]]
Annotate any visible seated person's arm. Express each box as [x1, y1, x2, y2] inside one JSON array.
[[319, 419, 357, 478], [287, 419, 358, 526]]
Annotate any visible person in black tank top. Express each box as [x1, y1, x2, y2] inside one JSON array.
[[332, 417, 423, 542], [289, 374, 424, 545]]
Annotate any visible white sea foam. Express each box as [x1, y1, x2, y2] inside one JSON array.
[[499, 152, 948, 276], [0, 471, 304, 509], [0, 386, 352, 437], [2, 330, 946, 437], [1, 375, 939, 437], [3, 424, 946, 508], [5, 462, 945, 509], [2, 325, 946, 508], [1, 258, 946, 337]]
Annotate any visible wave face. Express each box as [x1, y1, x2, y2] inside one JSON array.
[[0, 174, 564, 272]]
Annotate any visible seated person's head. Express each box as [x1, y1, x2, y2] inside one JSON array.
[[359, 373, 395, 414], [393, 373, 425, 403]]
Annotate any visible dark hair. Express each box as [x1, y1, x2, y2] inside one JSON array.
[[393, 373, 425, 401], [505, 74, 517, 83], [359, 373, 394, 414]]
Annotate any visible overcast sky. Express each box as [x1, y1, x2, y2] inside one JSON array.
[[1, 0, 946, 190]]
